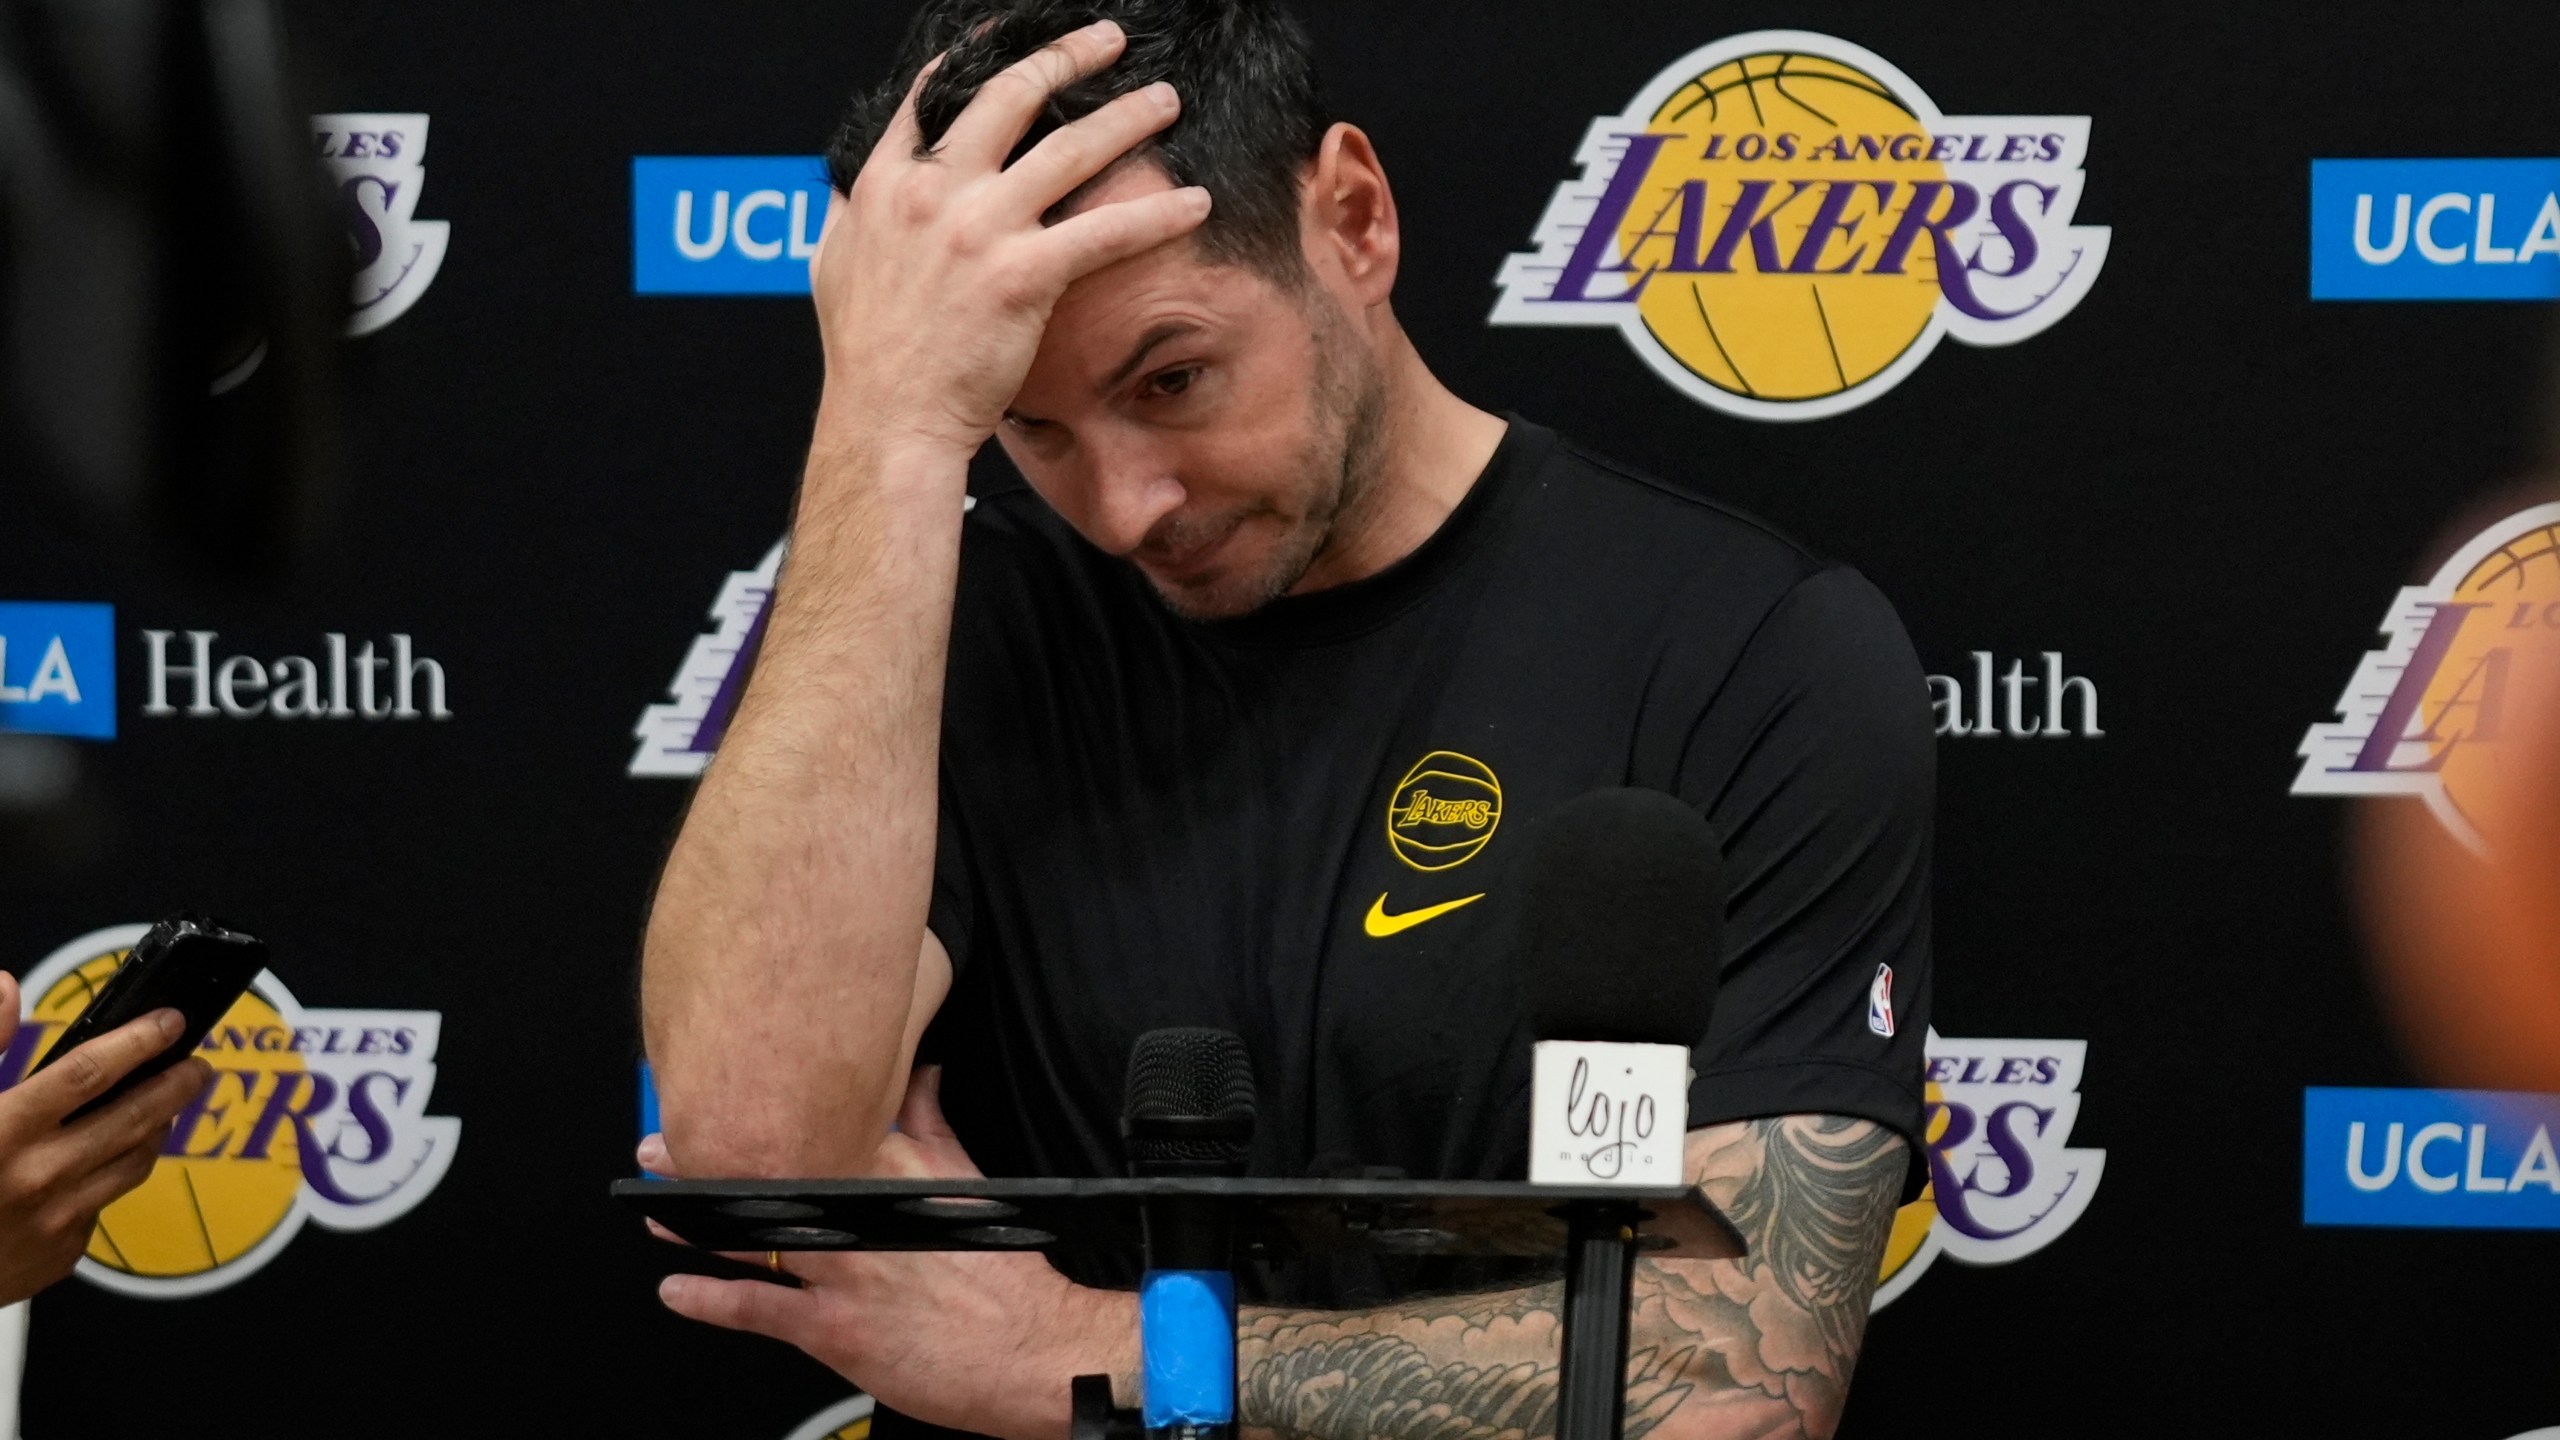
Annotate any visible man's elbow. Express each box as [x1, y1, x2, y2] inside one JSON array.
[[653, 1065, 895, 1179]]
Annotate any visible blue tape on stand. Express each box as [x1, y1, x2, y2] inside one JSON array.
[[637, 1062, 665, 1179], [1140, 1268, 1236, 1427]]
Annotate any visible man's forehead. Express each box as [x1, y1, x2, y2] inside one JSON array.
[[1048, 149, 1178, 221], [1029, 168, 1295, 391]]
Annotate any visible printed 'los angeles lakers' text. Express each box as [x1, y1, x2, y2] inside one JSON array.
[[1492, 31, 2108, 422]]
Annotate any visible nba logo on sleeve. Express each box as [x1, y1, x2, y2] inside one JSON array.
[[0, 602, 114, 740], [1867, 964, 1896, 1037]]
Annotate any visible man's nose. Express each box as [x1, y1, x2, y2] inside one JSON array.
[[1076, 435, 1187, 556]]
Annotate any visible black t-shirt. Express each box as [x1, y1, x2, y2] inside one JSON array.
[[919, 415, 1932, 1293]]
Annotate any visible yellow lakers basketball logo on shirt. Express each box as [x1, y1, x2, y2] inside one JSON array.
[[0, 924, 460, 1299], [1384, 750, 1503, 872], [2295, 503, 2560, 849], [1492, 31, 2108, 421]]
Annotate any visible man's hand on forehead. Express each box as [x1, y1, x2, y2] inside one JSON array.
[[808, 18, 1212, 462]]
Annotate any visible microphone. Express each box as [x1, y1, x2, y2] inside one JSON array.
[[1513, 788, 1722, 1184], [1506, 789, 1723, 1440], [1122, 1027, 1256, 1440]]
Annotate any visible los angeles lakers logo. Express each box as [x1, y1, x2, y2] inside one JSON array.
[[1385, 751, 1502, 871], [1, 925, 460, 1298], [781, 1395, 874, 1440], [1871, 1030, 2105, 1310], [2295, 503, 2560, 848], [1492, 31, 2109, 421]]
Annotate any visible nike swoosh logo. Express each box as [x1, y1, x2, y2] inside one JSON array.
[[1363, 891, 1486, 938]]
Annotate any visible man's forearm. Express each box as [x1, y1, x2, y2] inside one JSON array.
[[1239, 1270, 1722, 1440], [1235, 1117, 1905, 1440], [641, 422, 969, 1176]]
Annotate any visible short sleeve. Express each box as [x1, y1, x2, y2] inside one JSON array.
[[1672, 565, 1934, 1153]]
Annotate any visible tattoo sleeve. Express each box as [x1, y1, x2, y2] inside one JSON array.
[[1235, 1115, 1907, 1440]]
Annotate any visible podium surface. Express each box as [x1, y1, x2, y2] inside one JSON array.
[[615, 1176, 1746, 1261]]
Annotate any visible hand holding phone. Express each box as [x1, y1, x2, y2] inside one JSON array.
[[27, 915, 265, 1122], [0, 972, 213, 1306]]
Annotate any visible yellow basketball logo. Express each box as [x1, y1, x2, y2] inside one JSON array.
[[781, 1395, 875, 1440], [1874, 1084, 1947, 1290], [32, 953, 308, 1283], [2, 924, 460, 1299], [2296, 503, 2560, 847], [1385, 751, 1503, 872], [1493, 31, 2109, 421]]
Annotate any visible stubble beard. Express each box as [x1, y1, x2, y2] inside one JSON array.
[[1146, 299, 1391, 623]]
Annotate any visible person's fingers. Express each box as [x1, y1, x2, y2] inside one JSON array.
[[876, 1076, 983, 1181], [935, 20, 1128, 167], [870, 53, 946, 171], [51, 1057, 206, 1175], [893, 1065, 946, 1137], [51, 1130, 163, 1225], [902, 1067, 974, 1166], [658, 1271, 822, 1344], [0, 974, 20, 1056], [1035, 185, 1213, 283], [641, 1219, 784, 1275], [637, 1213, 773, 1271], [636, 1131, 677, 1176], [998, 81, 1180, 217], [12, 1008, 185, 1126]]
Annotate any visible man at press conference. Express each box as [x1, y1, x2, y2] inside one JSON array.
[[638, 2, 1934, 1437]]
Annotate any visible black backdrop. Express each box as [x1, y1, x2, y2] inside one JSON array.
[[6, 1, 2558, 1435]]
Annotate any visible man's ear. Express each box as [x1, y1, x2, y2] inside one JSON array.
[[1304, 122, 1399, 307]]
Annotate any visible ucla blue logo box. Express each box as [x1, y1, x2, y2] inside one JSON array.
[[2304, 1087, 2560, 1229], [2311, 158, 2560, 300], [632, 156, 833, 295], [0, 602, 115, 740]]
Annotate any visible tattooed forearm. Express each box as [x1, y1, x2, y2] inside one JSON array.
[[1716, 1114, 1905, 1364], [1243, 1321, 1699, 1440], [1236, 1115, 1906, 1440]]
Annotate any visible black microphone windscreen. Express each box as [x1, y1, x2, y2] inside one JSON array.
[[1121, 1027, 1257, 1175], [1511, 788, 1723, 1046]]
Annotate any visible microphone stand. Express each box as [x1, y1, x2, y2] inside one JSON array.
[[1556, 1200, 1645, 1440], [612, 1175, 1739, 1440]]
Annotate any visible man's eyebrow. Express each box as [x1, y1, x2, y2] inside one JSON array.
[[1096, 320, 1204, 395]]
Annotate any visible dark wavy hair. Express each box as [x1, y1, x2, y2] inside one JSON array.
[[824, 0, 1331, 281]]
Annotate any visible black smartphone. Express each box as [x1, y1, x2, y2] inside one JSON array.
[[26, 915, 267, 1123]]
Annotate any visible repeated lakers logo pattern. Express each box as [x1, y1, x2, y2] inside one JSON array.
[[1492, 31, 2108, 421], [1, 925, 460, 1298], [1872, 1030, 2104, 1309], [1384, 751, 1503, 872], [2295, 503, 2560, 848], [632, 541, 785, 777], [314, 113, 450, 336]]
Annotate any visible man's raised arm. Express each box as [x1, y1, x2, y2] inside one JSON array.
[[638, 20, 1213, 1176]]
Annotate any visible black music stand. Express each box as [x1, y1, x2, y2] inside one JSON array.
[[617, 1176, 1744, 1440]]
